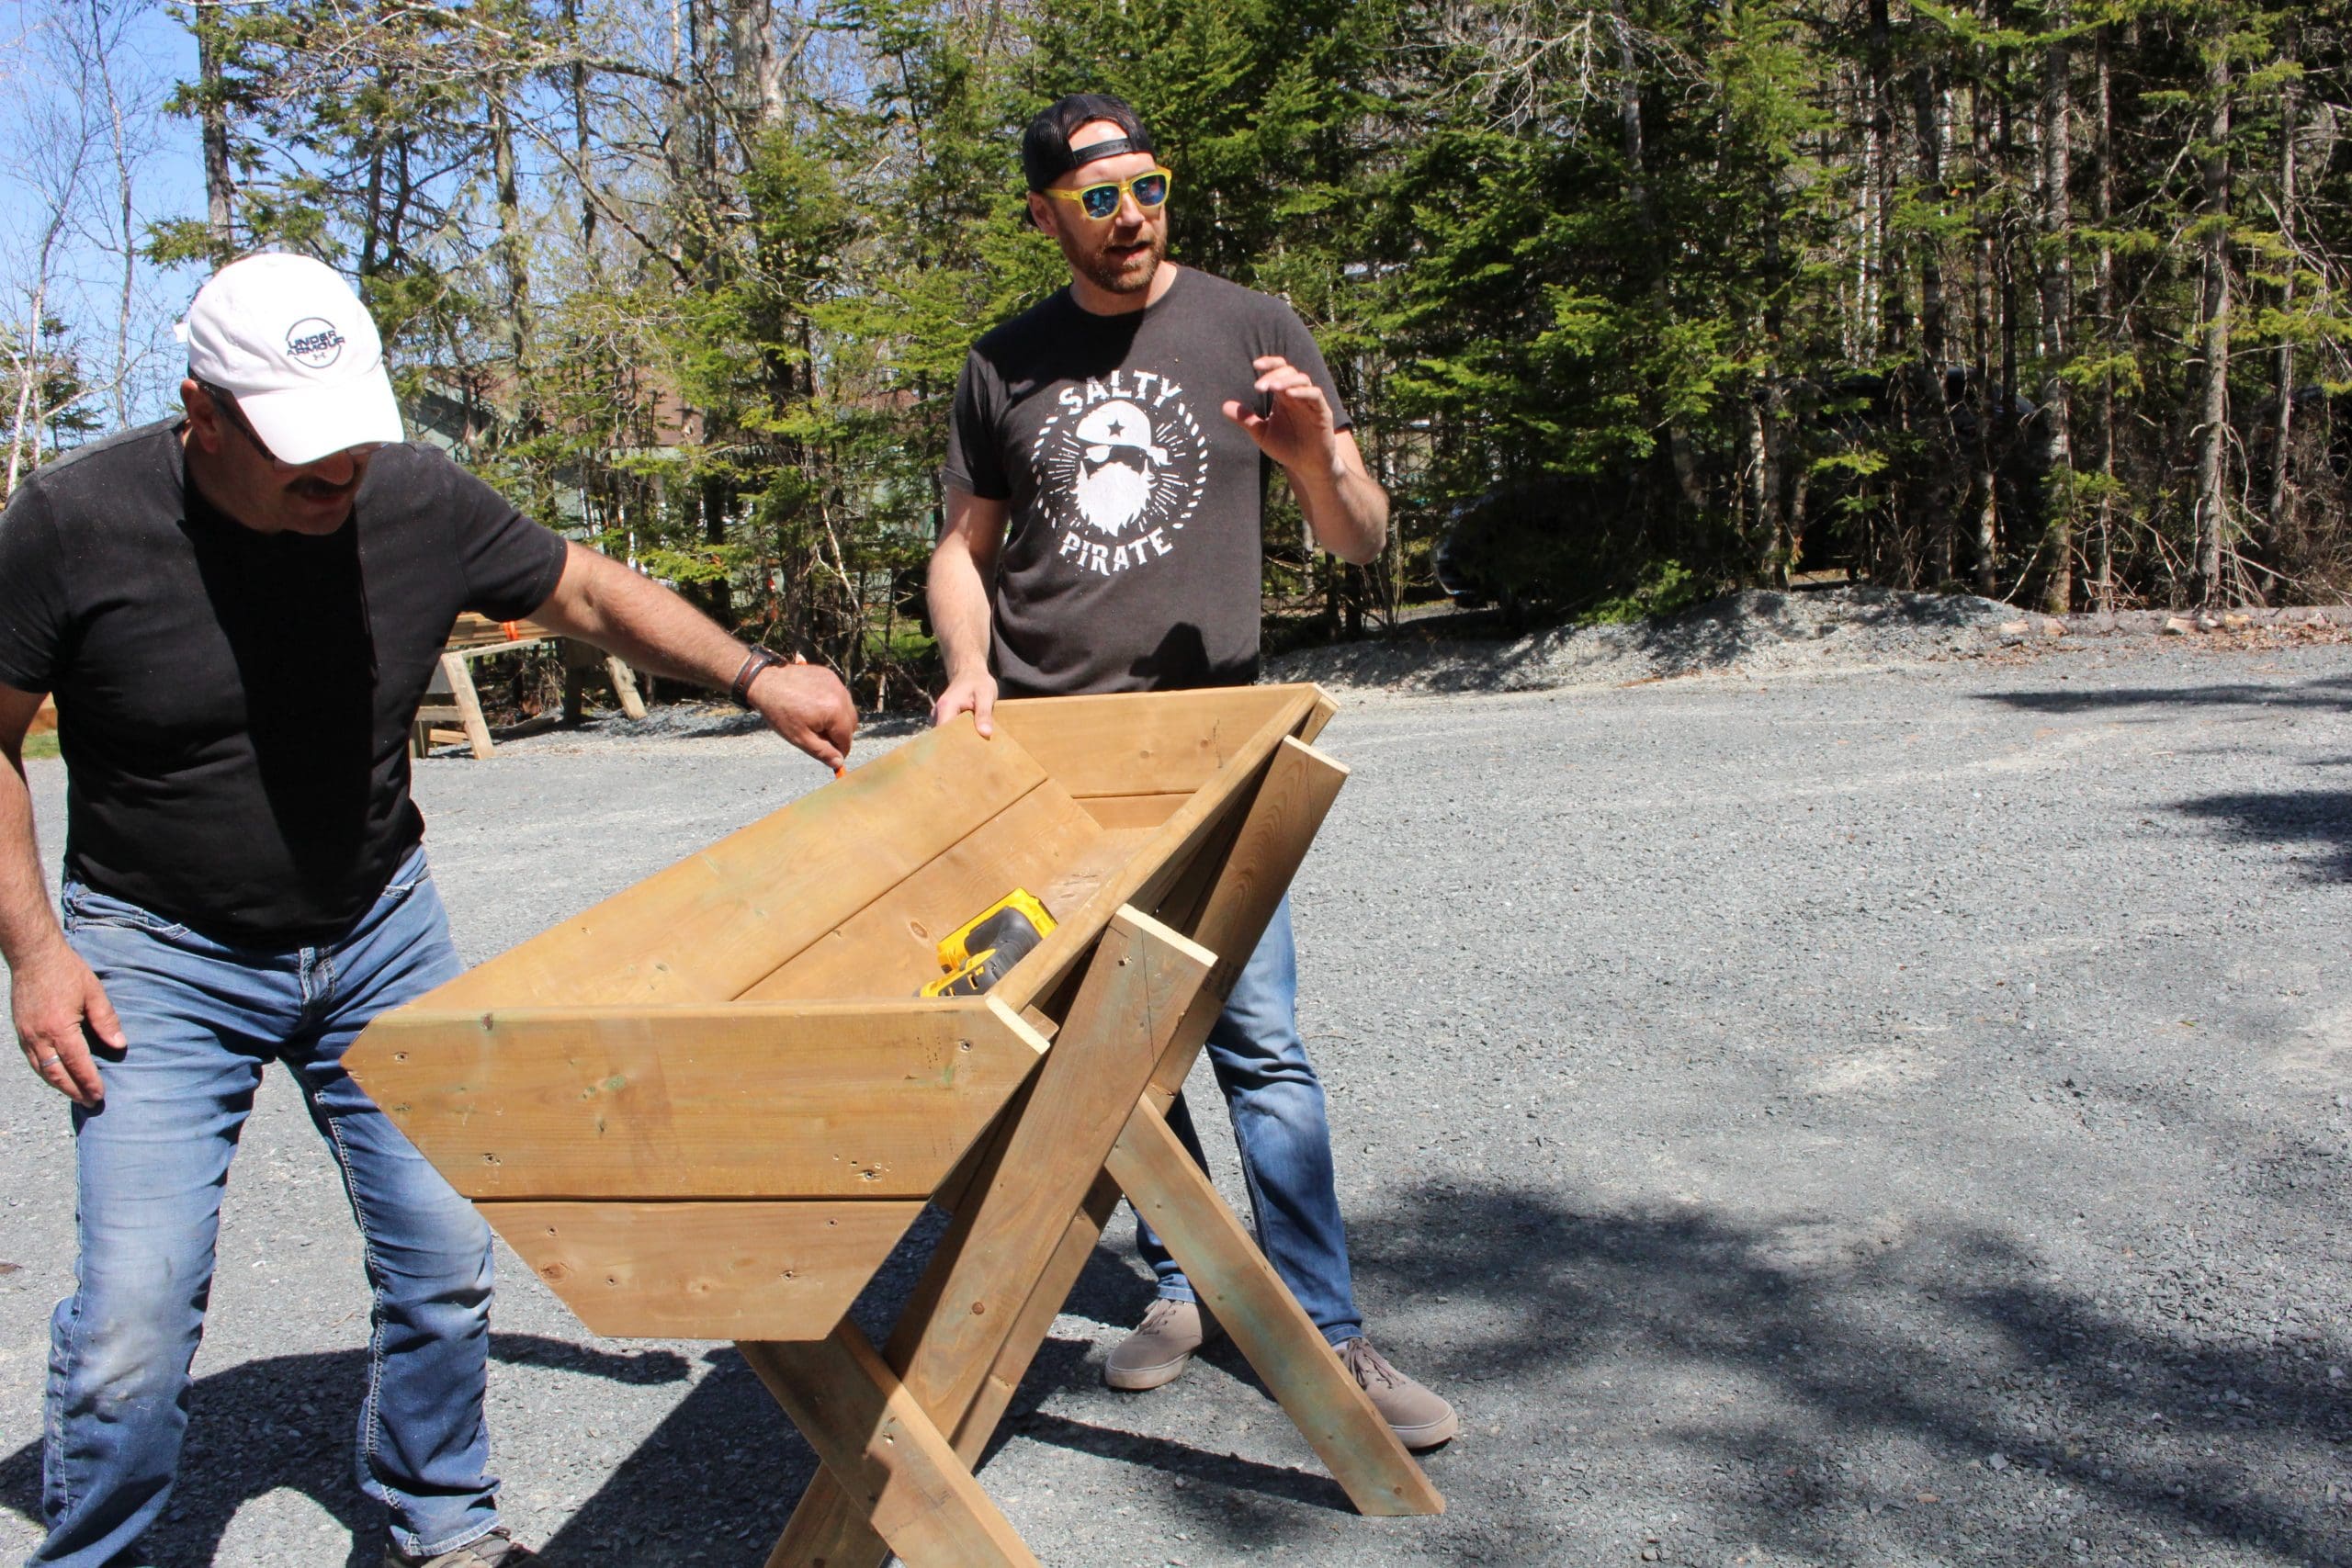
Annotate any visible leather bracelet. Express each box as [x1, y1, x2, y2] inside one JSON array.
[[729, 646, 784, 709]]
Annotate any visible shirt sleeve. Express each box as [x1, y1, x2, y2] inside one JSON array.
[[1275, 305, 1353, 434], [439, 452, 571, 619], [0, 483, 68, 693], [941, 352, 1011, 502]]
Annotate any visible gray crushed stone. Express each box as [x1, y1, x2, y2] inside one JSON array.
[[1269, 586, 2028, 694], [2, 615, 2349, 1567]]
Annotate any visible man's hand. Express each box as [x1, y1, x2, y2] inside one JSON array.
[[933, 670, 999, 738], [13, 936, 119, 1107], [1222, 355, 1341, 472], [745, 661, 859, 771], [1220, 355, 1388, 565]]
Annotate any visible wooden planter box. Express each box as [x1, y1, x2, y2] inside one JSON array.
[[347, 683, 1439, 1566]]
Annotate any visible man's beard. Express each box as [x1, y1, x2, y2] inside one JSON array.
[[1074, 460, 1153, 536], [1074, 227, 1165, 296]]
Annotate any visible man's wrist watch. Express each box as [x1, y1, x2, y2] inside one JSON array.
[[729, 647, 785, 709]]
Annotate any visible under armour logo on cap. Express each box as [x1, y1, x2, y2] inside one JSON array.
[[285, 319, 346, 368]]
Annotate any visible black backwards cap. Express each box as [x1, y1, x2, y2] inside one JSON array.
[[1023, 93, 1156, 192]]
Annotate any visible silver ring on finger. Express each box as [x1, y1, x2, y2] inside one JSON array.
[[37, 1055, 61, 1068]]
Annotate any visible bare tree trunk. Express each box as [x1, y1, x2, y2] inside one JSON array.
[[2194, 24, 2233, 606], [566, 0, 596, 254], [2267, 62, 2298, 548], [1756, 181, 1788, 584], [6, 278, 51, 496], [1609, 0, 1707, 524], [2092, 21, 2116, 612], [2037, 0, 2075, 613], [194, 0, 234, 248], [1913, 56, 1959, 584], [1868, 0, 1903, 355], [1971, 4, 1998, 595], [490, 79, 533, 433]]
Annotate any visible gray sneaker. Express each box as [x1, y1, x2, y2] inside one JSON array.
[[1105, 1297, 1216, 1390], [1337, 1337, 1458, 1450], [384, 1528, 534, 1568]]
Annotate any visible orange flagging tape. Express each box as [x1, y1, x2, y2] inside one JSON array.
[[500, 620, 522, 641]]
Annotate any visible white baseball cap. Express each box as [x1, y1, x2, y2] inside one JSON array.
[[175, 252, 404, 465]]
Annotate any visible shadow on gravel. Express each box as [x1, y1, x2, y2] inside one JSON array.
[[531, 1179, 2351, 1565], [526, 1214, 1365, 1566], [0, 1335, 687, 1567], [2173, 788, 2352, 880], [1293, 1179, 2352, 1568], [1976, 674, 2352, 716]]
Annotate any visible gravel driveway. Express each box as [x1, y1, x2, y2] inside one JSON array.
[[2, 633, 2347, 1567]]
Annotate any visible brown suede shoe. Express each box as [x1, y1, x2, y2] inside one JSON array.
[[384, 1528, 534, 1568], [1105, 1297, 1217, 1391], [1337, 1337, 1459, 1450]]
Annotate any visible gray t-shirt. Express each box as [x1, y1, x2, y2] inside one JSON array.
[[944, 267, 1350, 696]]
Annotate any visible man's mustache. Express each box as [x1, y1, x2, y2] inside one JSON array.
[[288, 474, 357, 502]]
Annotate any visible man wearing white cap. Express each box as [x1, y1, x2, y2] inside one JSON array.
[[0, 252, 857, 1568]]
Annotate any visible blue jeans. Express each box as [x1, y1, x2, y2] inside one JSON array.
[[33, 846, 501, 1568], [1136, 897, 1363, 1347]]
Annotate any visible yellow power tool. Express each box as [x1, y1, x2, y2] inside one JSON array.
[[918, 889, 1057, 998]]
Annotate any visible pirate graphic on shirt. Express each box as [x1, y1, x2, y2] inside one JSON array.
[[1033, 371, 1207, 577]]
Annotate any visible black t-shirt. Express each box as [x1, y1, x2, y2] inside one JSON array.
[[0, 422, 568, 946], [944, 267, 1350, 696]]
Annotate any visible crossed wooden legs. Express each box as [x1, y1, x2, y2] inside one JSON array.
[[741, 738, 1443, 1568]]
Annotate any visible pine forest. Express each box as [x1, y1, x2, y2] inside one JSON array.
[[5, 0, 2350, 701]]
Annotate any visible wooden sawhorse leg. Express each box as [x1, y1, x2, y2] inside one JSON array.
[[740, 1321, 1039, 1568], [438, 651, 495, 760], [765, 737, 1442, 1568], [560, 638, 648, 724]]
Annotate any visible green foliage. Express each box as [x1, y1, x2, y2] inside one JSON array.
[[1584, 559, 1711, 626], [136, 0, 2352, 690]]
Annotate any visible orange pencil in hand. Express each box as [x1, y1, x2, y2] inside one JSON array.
[[792, 652, 847, 778]]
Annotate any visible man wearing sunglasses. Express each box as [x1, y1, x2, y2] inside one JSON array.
[[930, 93, 1456, 1450], [0, 252, 856, 1568]]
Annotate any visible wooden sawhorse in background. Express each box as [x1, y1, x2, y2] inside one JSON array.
[[413, 614, 647, 759]]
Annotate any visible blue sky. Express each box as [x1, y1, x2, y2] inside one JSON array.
[[1, 0, 212, 429]]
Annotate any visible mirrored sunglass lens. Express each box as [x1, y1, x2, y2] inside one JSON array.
[[1134, 174, 1170, 207], [1080, 184, 1122, 219]]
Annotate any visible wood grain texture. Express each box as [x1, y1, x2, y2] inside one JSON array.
[[988, 688, 1320, 1014], [414, 722, 1049, 1010], [740, 782, 1103, 1004], [742, 1325, 1042, 1568], [348, 999, 1046, 1200], [1074, 793, 1191, 831], [992, 684, 1322, 798], [763, 902, 1219, 1568], [438, 651, 495, 760], [485, 1199, 924, 1340], [1107, 1100, 1444, 1518], [763, 745, 1353, 1568], [901, 909, 1212, 1416]]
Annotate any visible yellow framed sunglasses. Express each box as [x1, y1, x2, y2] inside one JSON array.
[[1045, 167, 1173, 220]]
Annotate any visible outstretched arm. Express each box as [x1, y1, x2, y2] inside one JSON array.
[[0, 684, 116, 1106], [531, 543, 859, 770], [928, 487, 1011, 737]]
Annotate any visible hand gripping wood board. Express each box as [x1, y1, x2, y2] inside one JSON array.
[[345, 682, 1442, 1567]]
